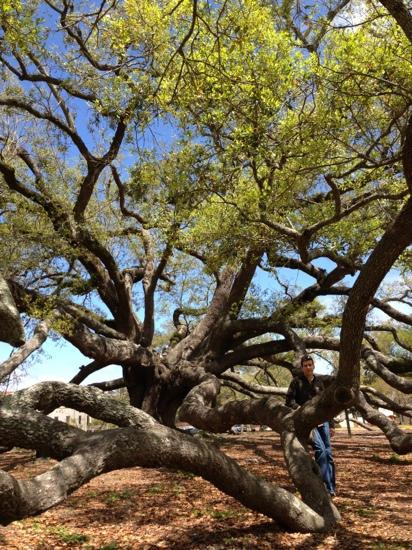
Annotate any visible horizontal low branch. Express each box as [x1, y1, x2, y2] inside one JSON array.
[[362, 350, 412, 391], [355, 392, 412, 454], [0, 423, 330, 531], [4, 381, 156, 430], [361, 386, 412, 416], [0, 381, 332, 532], [221, 373, 288, 396], [89, 378, 126, 391]]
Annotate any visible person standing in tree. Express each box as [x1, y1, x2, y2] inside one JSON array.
[[286, 354, 336, 496]]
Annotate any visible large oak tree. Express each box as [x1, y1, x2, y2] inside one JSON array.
[[0, 0, 411, 532]]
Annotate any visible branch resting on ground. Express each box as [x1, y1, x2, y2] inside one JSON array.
[[0, 382, 335, 532]]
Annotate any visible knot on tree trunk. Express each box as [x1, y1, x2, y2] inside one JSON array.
[[334, 386, 354, 405]]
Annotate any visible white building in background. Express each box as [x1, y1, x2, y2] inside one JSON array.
[[49, 407, 90, 430], [378, 407, 398, 422], [335, 411, 366, 428]]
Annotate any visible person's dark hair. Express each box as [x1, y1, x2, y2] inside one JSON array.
[[300, 354, 314, 367]]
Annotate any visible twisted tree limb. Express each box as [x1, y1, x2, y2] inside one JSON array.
[[0, 383, 333, 531], [355, 391, 412, 454], [0, 322, 48, 382]]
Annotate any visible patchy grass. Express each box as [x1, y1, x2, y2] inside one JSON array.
[[103, 490, 134, 504], [370, 452, 411, 466], [49, 525, 89, 544], [388, 453, 405, 464], [191, 507, 240, 520], [146, 484, 164, 494], [370, 544, 411, 550], [355, 506, 376, 518]]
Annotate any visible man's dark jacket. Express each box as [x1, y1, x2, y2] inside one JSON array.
[[286, 373, 335, 427], [285, 372, 325, 409]]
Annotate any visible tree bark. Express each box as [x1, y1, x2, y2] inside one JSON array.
[[0, 383, 336, 532], [355, 392, 412, 454], [0, 322, 48, 382], [0, 275, 24, 347], [338, 197, 412, 391]]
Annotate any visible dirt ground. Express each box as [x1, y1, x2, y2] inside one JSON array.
[[0, 429, 411, 550]]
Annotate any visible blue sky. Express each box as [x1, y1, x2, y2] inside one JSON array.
[[1, 0, 410, 390], [0, 339, 122, 389], [1, 262, 409, 390], [0, 262, 320, 388]]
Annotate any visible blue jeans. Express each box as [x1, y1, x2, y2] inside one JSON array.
[[312, 422, 336, 495]]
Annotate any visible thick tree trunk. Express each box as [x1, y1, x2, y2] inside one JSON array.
[[281, 430, 340, 524], [0, 384, 336, 532], [0, 275, 25, 347], [338, 197, 412, 390], [123, 364, 153, 409], [0, 424, 330, 531], [178, 372, 342, 528]]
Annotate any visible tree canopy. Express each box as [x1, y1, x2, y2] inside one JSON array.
[[0, 0, 411, 533]]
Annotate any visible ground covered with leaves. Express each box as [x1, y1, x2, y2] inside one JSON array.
[[0, 429, 411, 550]]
